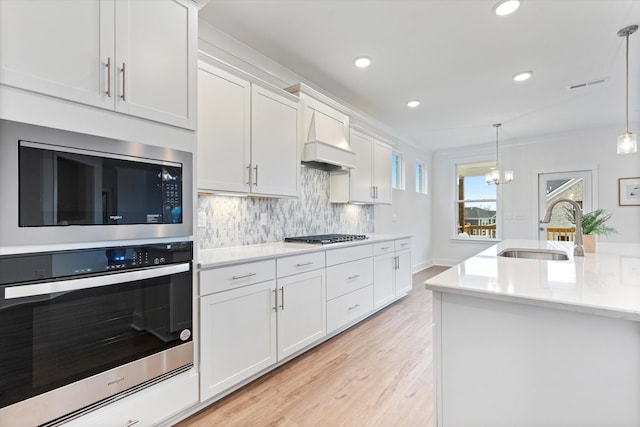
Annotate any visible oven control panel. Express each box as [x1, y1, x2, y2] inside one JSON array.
[[0, 242, 193, 285]]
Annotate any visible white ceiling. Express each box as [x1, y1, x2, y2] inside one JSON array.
[[199, 1, 640, 151]]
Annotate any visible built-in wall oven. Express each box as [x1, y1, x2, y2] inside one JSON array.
[[0, 120, 195, 426], [0, 240, 194, 426], [0, 120, 193, 252]]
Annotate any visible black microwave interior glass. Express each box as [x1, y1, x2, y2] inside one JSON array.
[[18, 142, 183, 227]]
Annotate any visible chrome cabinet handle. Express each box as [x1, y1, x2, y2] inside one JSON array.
[[5, 263, 190, 299], [272, 288, 277, 312], [374, 186, 378, 199], [380, 246, 391, 251], [232, 272, 257, 280], [279, 287, 285, 310], [123, 420, 139, 427], [120, 62, 127, 101], [296, 261, 314, 267], [253, 164, 259, 186], [105, 57, 112, 97], [348, 303, 360, 311], [246, 164, 252, 185], [347, 274, 360, 280], [400, 243, 409, 247]]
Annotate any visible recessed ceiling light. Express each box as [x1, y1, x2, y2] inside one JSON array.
[[407, 100, 420, 108], [354, 56, 371, 68], [513, 71, 533, 82], [494, 0, 520, 16]]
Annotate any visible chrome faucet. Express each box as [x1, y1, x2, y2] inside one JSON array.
[[541, 198, 584, 256]]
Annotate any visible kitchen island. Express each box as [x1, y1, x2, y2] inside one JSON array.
[[425, 239, 640, 427]]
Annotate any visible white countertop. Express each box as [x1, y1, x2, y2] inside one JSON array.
[[198, 234, 411, 269], [425, 239, 640, 321]]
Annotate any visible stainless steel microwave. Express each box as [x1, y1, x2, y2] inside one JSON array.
[[0, 120, 193, 252]]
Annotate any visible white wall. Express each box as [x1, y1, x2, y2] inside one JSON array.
[[375, 143, 432, 272], [432, 124, 640, 265]]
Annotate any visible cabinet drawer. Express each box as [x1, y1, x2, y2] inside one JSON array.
[[327, 285, 374, 333], [326, 257, 373, 300], [395, 238, 411, 251], [200, 260, 276, 296], [277, 251, 325, 278], [373, 241, 395, 256], [326, 243, 372, 266]]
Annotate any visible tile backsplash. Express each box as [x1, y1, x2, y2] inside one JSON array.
[[197, 167, 374, 250]]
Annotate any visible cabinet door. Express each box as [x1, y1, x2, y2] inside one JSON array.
[[395, 249, 412, 295], [114, 0, 196, 129], [349, 130, 374, 203], [200, 281, 277, 401], [250, 84, 299, 197], [0, 0, 114, 110], [197, 63, 251, 193], [373, 138, 392, 204], [277, 269, 326, 360], [373, 252, 395, 308]]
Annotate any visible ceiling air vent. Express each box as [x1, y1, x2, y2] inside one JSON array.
[[568, 77, 609, 90]]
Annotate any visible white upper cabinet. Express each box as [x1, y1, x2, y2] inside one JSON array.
[[113, 0, 196, 128], [0, 0, 196, 129], [331, 128, 392, 204], [372, 137, 392, 203], [197, 60, 300, 198], [250, 85, 299, 197], [197, 63, 251, 193]]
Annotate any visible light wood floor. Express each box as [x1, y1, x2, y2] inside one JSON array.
[[176, 266, 449, 427]]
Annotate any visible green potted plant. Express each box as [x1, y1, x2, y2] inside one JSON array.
[[564, 207, 616, 252]]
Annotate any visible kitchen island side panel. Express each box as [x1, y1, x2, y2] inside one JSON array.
[[435, 291, 640, 427]]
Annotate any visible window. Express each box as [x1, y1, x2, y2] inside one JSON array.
[[415, 161, 427, 194], [456, 162, 497, 239], [391, 152, 405, 190]]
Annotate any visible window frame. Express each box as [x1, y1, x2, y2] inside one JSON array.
[[391, 151, 405, 190], [453, 159, 500, 242], [415, 160, 427, 194]]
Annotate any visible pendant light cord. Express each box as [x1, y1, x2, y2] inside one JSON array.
[[625, 31, 629, 133]]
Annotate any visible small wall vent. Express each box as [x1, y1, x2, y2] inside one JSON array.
[[568, 77, 609, 90]]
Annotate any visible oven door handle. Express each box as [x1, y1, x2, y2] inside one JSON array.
[[4, 263, 190, 299]]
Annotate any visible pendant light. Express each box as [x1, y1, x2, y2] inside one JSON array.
[[485, 123, 513, 185], [617, 25, 638, 154]]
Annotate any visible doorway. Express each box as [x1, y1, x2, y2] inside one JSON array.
[[538, 170, 593, 241]]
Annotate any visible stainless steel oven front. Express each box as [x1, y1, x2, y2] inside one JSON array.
[[0, 120, 193, 253], [0, 241, 194, 426]]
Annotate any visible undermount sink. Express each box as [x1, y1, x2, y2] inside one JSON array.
[[498, 248, 569, 261]]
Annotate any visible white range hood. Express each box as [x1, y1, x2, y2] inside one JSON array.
[[287, 83, 355, 171]]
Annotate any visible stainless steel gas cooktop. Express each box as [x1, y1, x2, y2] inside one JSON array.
[[284, 234, 368, 245]]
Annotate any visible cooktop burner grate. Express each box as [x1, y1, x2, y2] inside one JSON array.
[[284, 234, 368, 245]]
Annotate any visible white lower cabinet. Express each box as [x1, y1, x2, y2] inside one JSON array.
[[199, 280, 277, 401], [197, 239, 409, 406], [325, 244, 374, 333], [276, 269, 326, 360], [327, 285, 374, 333], [373, 238, 412, 308], [199, 260, 325, 401], [63, 371, 198, 427]]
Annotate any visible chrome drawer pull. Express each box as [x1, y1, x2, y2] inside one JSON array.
[[105, 57, 112, 97], [400, 243, 409, 246], [380, 246, 391, 251], [232, 272, 257, 280], [348, 303, 361, 311], [120, 62, 126, 101], [347, 274, 360, 280], [124, 420, 139, 427], [296, 261, 314, 267]]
